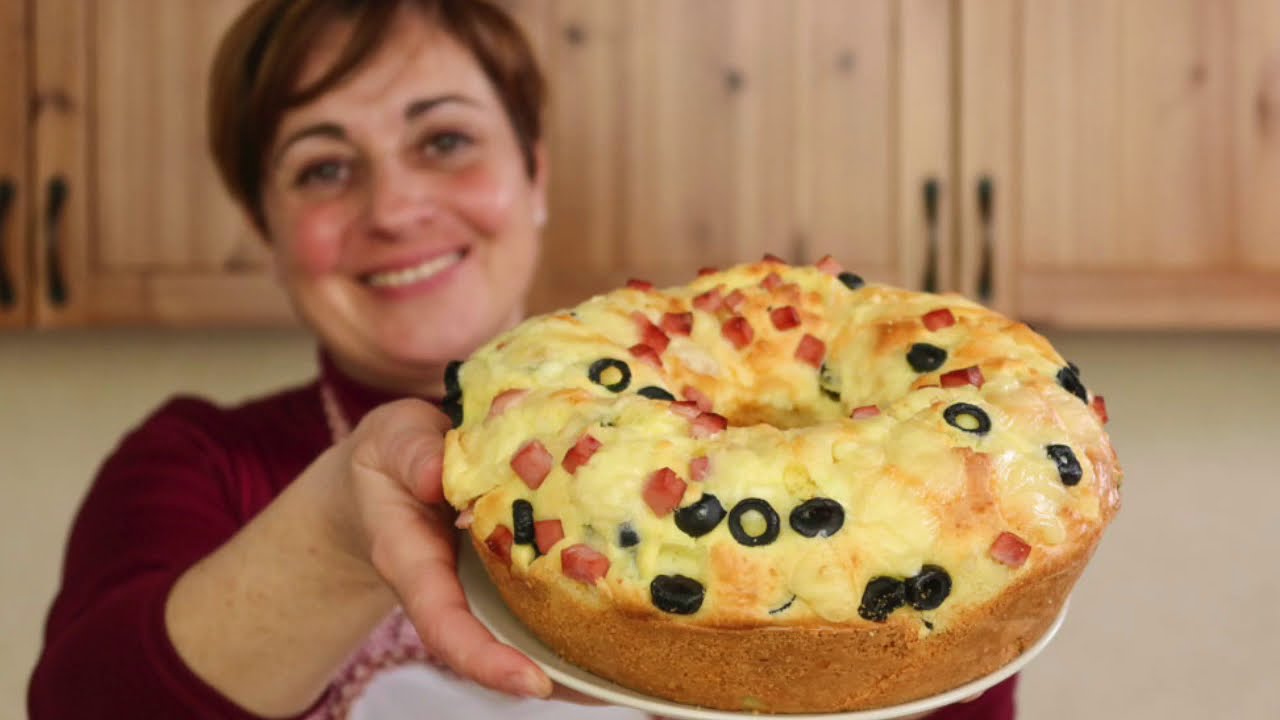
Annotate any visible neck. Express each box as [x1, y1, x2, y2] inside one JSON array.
[[322, 305, 527, 400], [329, 353, 449, 400]]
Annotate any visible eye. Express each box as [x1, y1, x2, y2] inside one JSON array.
[[424, 131, 473, 157], [295, 159, 349, 188]]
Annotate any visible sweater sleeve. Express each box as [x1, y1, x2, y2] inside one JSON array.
[[27, 397, 326, 720]]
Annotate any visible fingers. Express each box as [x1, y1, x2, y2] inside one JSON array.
[[368, 505, 551, 700], [351, 399, 453, 504]]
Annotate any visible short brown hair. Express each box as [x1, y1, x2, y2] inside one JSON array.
[[209, 0, 546, 230]]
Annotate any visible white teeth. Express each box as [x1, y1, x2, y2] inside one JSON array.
[[366, 251, 463, 288]]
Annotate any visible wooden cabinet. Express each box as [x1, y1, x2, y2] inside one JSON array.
[[2, 0, 289, 329], [3, 0, 1277, 329], [32, 0, 289, 327], [528, 0, 954, 312], [0, 0, 30, 329], [959, 0, 1280, 328]]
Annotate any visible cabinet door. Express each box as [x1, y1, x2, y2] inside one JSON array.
[[530, 0, 951, 313], [531, 0, 801, 312], [0, 0, 29, 328], [797, 0, 953, 291], [33, 0, 291, 327], [961, 0, 1280, 328]]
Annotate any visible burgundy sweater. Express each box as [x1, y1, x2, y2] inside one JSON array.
[[29, 353, 1016, 719]]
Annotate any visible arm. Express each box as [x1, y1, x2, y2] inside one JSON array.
[[30, 398, 549, 719]]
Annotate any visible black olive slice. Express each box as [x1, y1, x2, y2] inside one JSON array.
[[789, 498, 846, 538], [512, 499, 535, 545], [443, 360, 464, 427], [618, 523, 640, 548], [1057, 366, 1088, 404], [728, 498, 781, 547], [859, 576, 907, 622], [650, 574, 705, 615], [588, 358, 632, 393], [907, 343, 947, 372], [838, 272, 865, 290], [819, 362, 841, 402], [905, 565, 952, 611], [674, 494, 726, 538], [444, 360, 463, 397], [944, 402, 992, 436], [1046, 444, 1083, 486], [637, 386, 676, 401], [769, 596, 796, 615]]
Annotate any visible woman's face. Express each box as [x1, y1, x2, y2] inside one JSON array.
[[262, 7, 545, 395]]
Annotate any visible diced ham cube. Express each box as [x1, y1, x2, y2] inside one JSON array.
[[770, 306, 801, 331], [724, 290, 747, 313], [632, 312, 670, 353], [535, 519, 565, 555], [851, 405, 881, 419], [487, 388, 530, 419], [816, 255, 843, 276], [722, 316, 754, 350], [644, 468, 687, 517], [795, 334, 826, 369], [990, 531, 1032, 568], [697, 267, 718, 278], [1092, 395, 1109, 424], [485, 525, 514, 566], [627, 278, 654, 292], [761, 272, 783, 291], [562, 434, 602, 474], [762, 253, 787, 264], [693, 287, 724, 313], [682, 385, 713, 412], [923, 308, 957, 331], [669, 401, 702, 420], [511, 440, 553, 490], [691, 412, 728, 439], [561, 544, 611, 585], [940, 365, 985, 389], [629, 343, 664, 370], [661, 311, 694, 336], [690, 456, 711, 483]]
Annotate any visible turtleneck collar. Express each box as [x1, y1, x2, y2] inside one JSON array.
[[318, 349, 442, 428]]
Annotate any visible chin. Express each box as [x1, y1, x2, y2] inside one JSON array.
[[369, 303, 505, 364]]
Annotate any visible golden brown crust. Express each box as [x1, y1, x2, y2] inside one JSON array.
[[474, 532, 1093, 712]]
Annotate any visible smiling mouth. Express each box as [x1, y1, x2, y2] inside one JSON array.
[[364, 250, 466, 288]]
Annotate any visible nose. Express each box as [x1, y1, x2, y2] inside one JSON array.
[[363, 161, 437, 239]]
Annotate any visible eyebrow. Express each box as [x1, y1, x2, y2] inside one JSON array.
[[272, 95, 479, 168], [405, 94, 477, 120], [272, 123, 346, 168]]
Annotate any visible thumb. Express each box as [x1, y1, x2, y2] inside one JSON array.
[[350, 398, 454, 504]]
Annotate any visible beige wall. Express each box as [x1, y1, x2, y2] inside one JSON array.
[[2, 329, 1278, 719], [0, 328, 314, 716]]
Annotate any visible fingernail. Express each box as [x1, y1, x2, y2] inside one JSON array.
[[510, 668, 550, 698]]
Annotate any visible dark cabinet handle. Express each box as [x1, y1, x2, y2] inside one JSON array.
[[45, 176, 68, 307], [0, 178, 15, 309], [976, 176, 994, 302], [922, 178, 941, 293]]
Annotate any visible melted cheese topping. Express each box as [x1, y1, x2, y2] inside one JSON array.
[[443, 262, 1121, 631]]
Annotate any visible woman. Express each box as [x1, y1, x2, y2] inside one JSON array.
[[29, 1, 1014, 718]]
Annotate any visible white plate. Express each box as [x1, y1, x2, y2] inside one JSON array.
[[459, 541, 1068, 720]]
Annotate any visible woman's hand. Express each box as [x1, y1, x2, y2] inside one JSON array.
[[328, 398, 554, 699]]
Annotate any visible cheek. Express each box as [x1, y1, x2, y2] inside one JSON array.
[[279, 205, 349, 276], [448, 162, 525, 238]]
